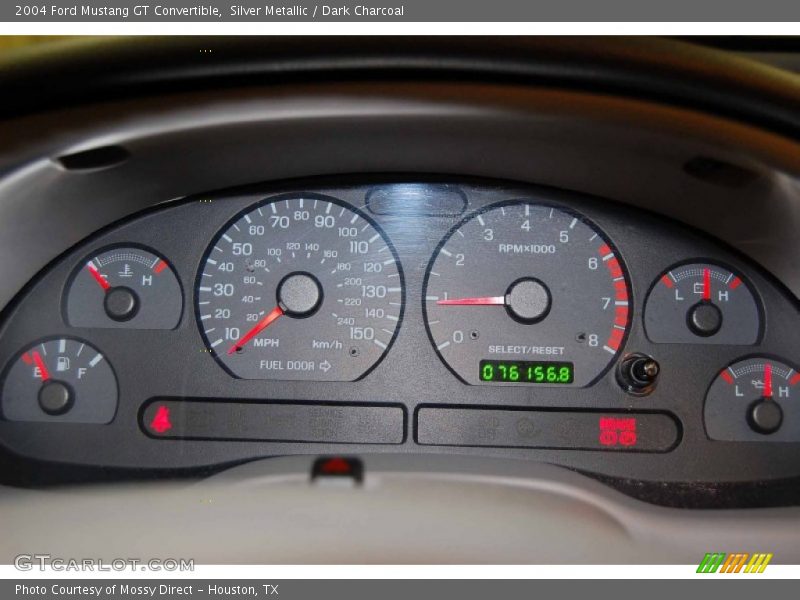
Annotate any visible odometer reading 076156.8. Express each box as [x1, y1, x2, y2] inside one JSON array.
[[480, 360, 574, 384], [196, 195, 404, 381], [423, 201, 631, 387]]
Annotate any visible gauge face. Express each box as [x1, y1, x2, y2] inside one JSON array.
[[1, 338, 118, 423], [644, 262, 760, 344], [705, 357, 800, 441], [196, 195, 404, 380], [423, 202, 631, 387], [65, 246, 182, 329]]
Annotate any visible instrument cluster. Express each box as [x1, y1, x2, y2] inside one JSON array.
[[1, 179, 799, 485]]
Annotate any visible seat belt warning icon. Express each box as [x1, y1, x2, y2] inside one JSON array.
[[149, 405, 173, 434]]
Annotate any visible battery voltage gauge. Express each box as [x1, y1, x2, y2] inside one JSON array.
[[644, 262, 761, 344], [65, 246, 183, 329]]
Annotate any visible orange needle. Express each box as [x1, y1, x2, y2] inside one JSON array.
[[227, 306, 284, 355], [32, 351, 50, 381]]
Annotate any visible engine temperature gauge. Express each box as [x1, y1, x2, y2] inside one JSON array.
[[65, 246, 183, 329], [644, 262, 760, 344], [705, 357, 799, 441]]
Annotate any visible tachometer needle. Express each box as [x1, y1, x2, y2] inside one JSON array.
[[702, 267, 711, 301], [227, 305, 285, 355], [764, 362, 773, 399], [86, 262, 110, 292], [436, 296, 506, 306], [32, 351, 50, 381]]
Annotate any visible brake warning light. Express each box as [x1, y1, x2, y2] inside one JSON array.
[[598, 417, 637, 447], [150, 405, 172, 434]]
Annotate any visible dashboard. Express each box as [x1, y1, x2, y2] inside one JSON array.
[[2, 177, 799, 492], [2, 37, 800, 535]]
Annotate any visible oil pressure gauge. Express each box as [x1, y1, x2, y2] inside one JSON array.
[[65, 246, 183, 329], [705, 357, 799, 441], [644, 261, 761, 344]]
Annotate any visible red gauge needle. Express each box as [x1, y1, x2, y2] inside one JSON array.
[[86, 262, 110, 292], [764, 363, 773, 399], [31, 351, 50, 381], [702, 268, 712, 301], [437, 296, 506, 306], [227, 305, 285, 355]]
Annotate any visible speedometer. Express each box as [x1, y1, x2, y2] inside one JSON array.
[[196, 194, 404, 380], [423, 201, 631, 387]]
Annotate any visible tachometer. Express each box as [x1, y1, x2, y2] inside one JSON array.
[[423, 201, 630, 387], [196, 194, 404, 380]]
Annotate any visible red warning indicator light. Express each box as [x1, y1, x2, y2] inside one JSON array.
[[319, 457, 353, 475], [598, 417, 637, 447], [311, 456, 364, 483], [150, 405, 172, 434]]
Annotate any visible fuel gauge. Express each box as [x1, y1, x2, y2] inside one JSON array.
[[65, 246, 183, 329], [1, 338, 118, 423], [644, 262, 760, 344]]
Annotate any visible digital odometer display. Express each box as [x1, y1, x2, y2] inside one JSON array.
[[480, 360, 574, 384], [423, 201, 631, 387], [196, 194, 404, 381]]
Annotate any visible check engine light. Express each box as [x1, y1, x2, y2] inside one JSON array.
[[598, 417, 637, 447]]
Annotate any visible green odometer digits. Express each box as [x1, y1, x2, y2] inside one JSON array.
[[480, 360, 575, 384], [196, 195, 404, 380], [424, 202, 631, 386]]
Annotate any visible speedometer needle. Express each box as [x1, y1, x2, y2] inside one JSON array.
[[437, 296, 506, 306], [227, 305, 285, 355]]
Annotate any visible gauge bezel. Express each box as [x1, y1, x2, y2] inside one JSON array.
[[0, 335, 120, 423], [643, 258, 765, 346], [703, 353, 800, 442], [61, 242, 184, 330], [421, 199, 633, 388], [194, 192, 406, 381]]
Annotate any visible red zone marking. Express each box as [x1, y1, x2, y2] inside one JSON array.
[[729, 276, 742, 290], [153, 260, 168, 274], [791, 373, 800, 386], [721, 370, 734, 384], [661, 274, 674, 289], [598, 244, 629, 352]]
